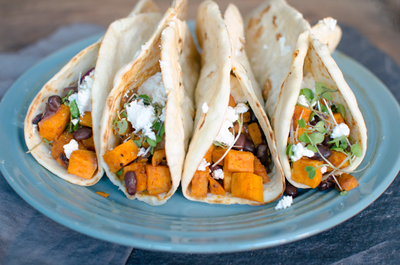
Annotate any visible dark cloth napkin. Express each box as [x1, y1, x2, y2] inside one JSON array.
[[1, 23, 400, 265]]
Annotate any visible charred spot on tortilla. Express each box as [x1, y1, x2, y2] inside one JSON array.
[[263, 78, 272, 99], [273, 16, 277, 27], [199, 118, 206, 130], [255, 26, 264, 40], [294, 50, 299, 57], [276, 33, 282, 41]]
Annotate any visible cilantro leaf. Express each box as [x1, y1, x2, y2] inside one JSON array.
[[309, 133, 324, 145], [299, 132, 311, 143], [314, 121, 327, 133]]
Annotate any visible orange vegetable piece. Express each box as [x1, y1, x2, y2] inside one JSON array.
[[82, 136, 95, 151], [229, 94, 236, 108], [254, 157, 270, 183], [224, 150, 254, 173], [190, 170, 209, 198], [207, 175, 226, 196], [145, 165, 172, 195], [291, 158, 323, 188], [223, 170, 232, 192], [292, 105, 311, 129], [248, 123, 262, 146], [212, 147, 227, 166], [51, 133, 74, 168], [243, 112, 251, 123], [96, 191, 109, 198], [231, 173, 264, 202], [122, 163, 147, 192], [103, 140, 139, 173], [152, 149, 167, 166], [204, 144, 215, 163], [79, 111, 92, 127], [336, 173, 359, 191], [232, 122, 247, 136], [67, 150, 97, 179], [39, 104, 70, 141], [327, 151, 350, 172]]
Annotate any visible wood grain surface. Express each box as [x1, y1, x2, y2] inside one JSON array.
[[1, 0, 399, 66]]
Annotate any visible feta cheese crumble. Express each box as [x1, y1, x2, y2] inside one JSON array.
[[71, 118, 79, 126], [197, 158, 210, 171], [214, 107, 238, 146], [212, 168, 224, 180], [331, 123, 350, 139], [63, 139, 79, 159], [68, 70, 94, 116], [323, 18, 337, 31], [275, 196, 293, 210], [202, 102, 209, 113], [235, 103, 249, 114], [291, 143, 315, 162], [126, 99, 156, 140], [278, 36, 291, 56], [321, 166, 327, 174], [137, 147, 147, 157], [137, 72, 167, 106], [297, 95, 309, 107]]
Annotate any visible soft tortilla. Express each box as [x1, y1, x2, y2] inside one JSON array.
[[99, 0, 200, 205], [24, 0, 159, 186], [181, 1, 285, 205]]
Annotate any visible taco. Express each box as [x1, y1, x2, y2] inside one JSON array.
[[100, 0, 200, 205], [24, 0, 161, 185], [180, 1, 285, 205]]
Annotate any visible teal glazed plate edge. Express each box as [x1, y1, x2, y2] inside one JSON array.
[[1, 33, 400, 253]]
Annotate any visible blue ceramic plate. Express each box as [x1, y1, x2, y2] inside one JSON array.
[[1, 33, 400, 253]]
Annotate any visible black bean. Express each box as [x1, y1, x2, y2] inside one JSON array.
[[48, 95, 62, 112], [318, 176, 335, 191], [81, 68, 95, 83], [243, 139, 256, 153], [73, 127, 92, 140], [233, 134, 246, 150], [32, 113, 43, 124], [256, 144, 269, 165], [322, 135, 334, 148], [63, 86, 78, 94], [60, 153, 69, 168], [309, 145, 332, 161], [285, 181, 298, 198], [309, 115, 321, 126], [125, 171, 137, 195], [249, 109, 257, 123]]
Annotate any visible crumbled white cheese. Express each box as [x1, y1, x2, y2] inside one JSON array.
[[126, 99, 156, 141], [138, 72, 167, 106], [275, 196, 293, 210], [214, 107, 238, 146], [160, 107, 166, 122], [197, 158, 210, 171], [331, 123, 350, 139], [202, 102, 209, 113], [68, 70, 94, 117], [323, 18, 337, 31], [159, 60, 168, 69], [63, 139, 79, 159], [71, 118, 79, 125], [137, 147, 146, 157], [297, 95, 309, 107], [32, 124, 37, 133], [291, 143, 315, 162], [212, 168, 224, 180], [235, 103, 249, 114], [278, 36, 291, 56], [301, 73, 316, 93], [321, 166, 327, 174]]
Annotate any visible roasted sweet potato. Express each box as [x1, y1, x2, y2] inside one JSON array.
[[291, 158, 323, 188], [82, 136, 95, 151], [145, 165, 172, 195], [327, 113, 346, 130], [223, 170, 232, 192], [39, 104, 70, 141], [79, 111, 92, 127], [152, 149, 167, 166], [232, 122, 247, 136], [204, 144, 215, 164], [190, 170, 209, 198], [212, 147, 226, 166], [224, 150, 254, 173], [67, 150, 97, 179], [243, 112, 251, 123], [51, 133, 84, 168], [229, 94, 236, 108], [103, 140, 139, 173], [292, 105, 311, 129], [336, 173, 359, 191], [254, 157, 270, 183], [327, 151, 350, 172], [207, 175, 226, 196], [122, 163, 147, 192], [248, 123, 262, 146], [231, 173, 264, 202]]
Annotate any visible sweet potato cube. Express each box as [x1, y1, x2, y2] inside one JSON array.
[[103, 140, 139, 173], [229, 94, 236, 108], [79, 111, 92, 127], [145, 165, 172, 195], [231, 173, 264, 202], [51, 133, 74, 168], [223, 170, 232, 192], [248, 123, 262, 146], [82, 136, 95, 151], [292, 158, 323, 188], [254, 157, 270, 183], [122, 163, 147, 192], [292, 105, 311, 129], [67, 150, 97, 179], [212, 147, 227, 166], [243, 112, 251, 123], [336, 173, 359, 191], [152, 149, 166, 166], [327, 151, 350, 172], [224, 150, 254, 173], [204, 144, 215, 163], [39, 104, 70, 141], [207, 175, 226, 196], [190, 170, 209, 198]]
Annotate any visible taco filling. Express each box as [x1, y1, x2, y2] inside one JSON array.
[[103, 72, 172, 196], [190, 91, 272, 203], [31, 68, 97, 180], [286, 73, 362, 194]]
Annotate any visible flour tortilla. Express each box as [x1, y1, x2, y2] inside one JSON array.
[[273, 31, 367, 189], [181, 1, 285, 205], [24, 0, 160, 186], [99, 0, 200, 205]]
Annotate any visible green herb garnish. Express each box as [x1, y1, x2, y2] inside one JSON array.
[[286, 143, 294, 156], [42, 138, 52, 146], [298, 118, 306, 129], [116, 168, 123, 177], [351, 143, 362, 157], [133, 140, 142, 148], [300, 88, 313, 102]]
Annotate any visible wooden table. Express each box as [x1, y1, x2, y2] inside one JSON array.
[[1, 0, 399, 66]]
